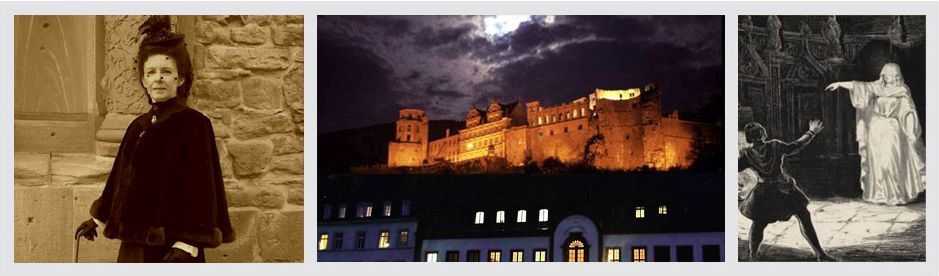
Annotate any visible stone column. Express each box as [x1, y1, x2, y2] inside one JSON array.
[[95, 16, 151, 157]]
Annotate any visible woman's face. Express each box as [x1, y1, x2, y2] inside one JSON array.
[[142, 54, 185, 103]]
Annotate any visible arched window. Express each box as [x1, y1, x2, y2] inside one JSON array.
[[539, 209, 549, 222], [567, 240, 586, 262], [475, 211, 485, 224], [517, 210, 527, 223], [496, 210, 505, 223]]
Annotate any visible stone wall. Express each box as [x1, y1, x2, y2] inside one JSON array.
[[13, 15, 304, 263]]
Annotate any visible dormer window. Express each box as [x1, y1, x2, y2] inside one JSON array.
[[475, 211, 485, 224]]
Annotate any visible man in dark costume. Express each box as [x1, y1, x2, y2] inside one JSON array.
[[739, 120, 836, 262], [74, 15, 234, 263]]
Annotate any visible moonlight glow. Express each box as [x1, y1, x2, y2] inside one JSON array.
[[482, 15, 532, 38]]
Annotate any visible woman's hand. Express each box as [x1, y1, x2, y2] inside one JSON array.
[[825, 81, 853, 92], [74, 219, 98, 241], [808, 119, 824, 134]]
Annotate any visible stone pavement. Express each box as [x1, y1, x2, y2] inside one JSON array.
[[738, 197, 925, 262]]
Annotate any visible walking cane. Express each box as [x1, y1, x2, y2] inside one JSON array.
[[74, 229, 84, 263]]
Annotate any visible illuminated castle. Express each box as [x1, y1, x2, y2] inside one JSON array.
[[388, 81, 718, 170]]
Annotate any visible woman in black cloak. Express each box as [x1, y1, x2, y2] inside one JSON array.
[[739, 120, 836, 262], [74, 15, 234, 263]]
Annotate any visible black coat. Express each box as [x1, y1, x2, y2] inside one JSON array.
[[92, 100, 235, 248]]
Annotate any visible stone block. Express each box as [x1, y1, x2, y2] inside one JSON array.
[[216, 138, 235, 179], [196, 69, 252, 81], [285, 16, 303, 24], [226, 139, 273, 176], [95, 141, 121, 158], [202, 15, 230, 25], [271, 153, 303, 175], [14, 187, 73, 262], [231, 111, 293, 140], [206, 46, 290, 71], [258, 208, 303, 262], [72, 186, 122, 262], [206, 207, 259, 262], [287, 186, 303, 206], [14, 153, 49, 181], [226, 186, 285, 209], [191, 79, 242, 109], [15, 119, 95, 153], [282, 66, 304, 118], [272, 24, 303, 46], [210, 117, 231, 138], [270, 134, 303, 155], [194, 20, 225, 44], [241, 15, 272, 26], [192, 44, 207, 70], [50, 154, 113, 185], [290, 46, 303, 63], [241, 77, 285, 111], [231, 24, 268, 45]]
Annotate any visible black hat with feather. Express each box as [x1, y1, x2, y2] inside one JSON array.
[[136, 15, 194, 100]]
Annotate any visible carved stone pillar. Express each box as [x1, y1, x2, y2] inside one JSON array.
[[94, 16, 150, 157]]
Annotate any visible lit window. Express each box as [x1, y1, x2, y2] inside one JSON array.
[[539, 209, 549, 222], [581, 108, 586, 117], [338, 204, 346, 219], [366, 204, 373, 217], [318, 233, 328, 251], [538, 117, 543, 125], [632, 247, 647, 262], [378, 231, 390, 248], [534, 250, 547, 262], [517, 210, 527, 223], [635, 206, 646, 218], [322, 204, 332, 220], [488, 250, 502, 262], [475, 211, 485, 224], [426, 252, 438, 262], [606, 247, 621, 262], [658, 205, 667, 215], [398, 230, 409, 247], [383, 201, 392, 217], [496, 210, 505, 223], [567, 240, 585, 262], [333, 233, 344, 250], [446, 251, 460, 262], [355, 232, 366, 249], [512, 250, 524, 262], [401, 200, 411, 216]]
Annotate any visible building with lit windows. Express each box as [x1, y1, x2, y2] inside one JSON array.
[[387, 81, 720, 171], [317, 173, 723, 262]]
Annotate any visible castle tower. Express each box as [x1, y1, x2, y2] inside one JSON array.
[[388, 108, 429, 167]]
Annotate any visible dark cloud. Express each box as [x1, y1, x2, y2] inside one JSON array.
[[318, 15, 724, 133]]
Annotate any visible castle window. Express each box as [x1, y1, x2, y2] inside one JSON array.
[[378, 231, 390, 248], [401, 200, 411, 216], [581, 108, 586, 117], [318, 233, 329, 251], [578, 124, 583, 130], [635, 206, 646, 218], [398, 230, 409, 247], [538, 117, 543, 125], [539, 209, 549, 222], [406, 134, 411, 141], [632, 247, 647, 262], [534, 250, 547, 262], [496, 210, 505, 223], [322, 204, 332, 220], [564, 127, 568, 133], [566, 112, 571, 119], [475, 211, 485, 224], [517, 210, 527, 222], [549, 130, 554, 136]]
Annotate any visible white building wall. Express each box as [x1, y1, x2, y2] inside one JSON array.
[[602, 232, 724, 261], [317, 220, 419, 262], [421, 236, 550, 262]]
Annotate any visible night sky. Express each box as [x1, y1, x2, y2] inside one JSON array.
[[318, 15, 724, 133]]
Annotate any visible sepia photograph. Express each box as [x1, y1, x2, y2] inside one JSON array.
[[317, 15, 725, 262], [737, 15, 926, 262], [13, 15, 304, 263]]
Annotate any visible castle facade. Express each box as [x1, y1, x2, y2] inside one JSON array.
[[388, 81, 718, 170]]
